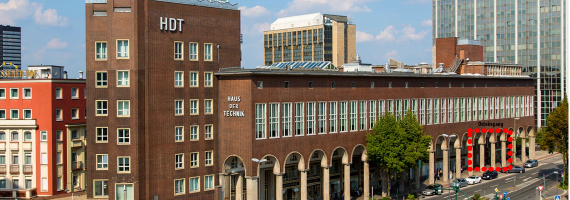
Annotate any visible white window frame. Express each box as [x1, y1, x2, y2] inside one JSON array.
[[204, 175, 214, 191], [190, 72, 198, 87], [204, 72, 213, 87], [71, 87, 79, 99], [460, 98, 465, 122], [96, 100, 108, 116], [306, 102, 315, 135], [379, 100, 385, 115], [96, 154, 108, 170], [190, 152, 199, 168], [269, 103, 279, 138], [205, 124, 213, 140], [71, 108, 79, 120], [93, 180, 108, 197], [204, 43, 213, 61], [419, 99, 425, 125], [175, 100, 184, 116], [95, 41, 107, 60], [23, 109, 32, 119], [440, 98, 446, 124], [369, 100, 376, 129], [175, 126, 184, 142], [96, 127, 108, 143], [350, 101, 357, 131], [204, 99, 213, 114], [294, 102, 304, 136], [189, 42, 198, 61], [175, 154, 184, 169], [205, 151, 213, 166], [117, 70, 130, 87], [190, 99, 199, 115], [328, 101, 337, 133], [434, 98, 440, 124], [55, 109, 62, 121], [117, 156, 130, 173], [117, 100, 130, 117], [116, 39, 129, 59], [426, 99, 432, 125], [9, 88, 18, 99], [174, 41, 184, 60], [255, 103, 266, 139], [190, 125, 199, 141], [0, 88, 5, 99], [189, 176, 200, 193], [174, 71, 184, 87], [95, 72, 108, 88], [117, 128, 130, 145], [359, 101, 367, 130], [174, 178, 185, 195], [23, 88, 31, 99]]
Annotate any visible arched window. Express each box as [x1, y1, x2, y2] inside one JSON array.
[[0, 132, 5, 141], [11, 132, 18, 141], [24, 132, 32, 141]]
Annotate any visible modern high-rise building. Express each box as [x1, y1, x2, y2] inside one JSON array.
[[263, 13, 356, 68], [432, 0, 566, 127], [0, 25, 22, 70]]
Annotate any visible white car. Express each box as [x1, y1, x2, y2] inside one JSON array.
[[465, 176, 481, 184]]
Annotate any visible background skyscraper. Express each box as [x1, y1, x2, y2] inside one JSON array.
[[0, 25, 22, 70], [432, 0, 566, 127]]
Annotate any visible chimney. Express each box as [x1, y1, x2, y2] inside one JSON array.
[[79, 71, 84, 79], [385, 63, 391, 73], [439, 63, 444, 69], [64, 71, 68, 79]]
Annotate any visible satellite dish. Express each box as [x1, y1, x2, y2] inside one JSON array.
[[53, 70, 58, 76]]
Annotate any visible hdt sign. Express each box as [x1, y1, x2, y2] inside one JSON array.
[[160, 17, 184, 32]]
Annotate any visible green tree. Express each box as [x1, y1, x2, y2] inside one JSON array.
[[400, 110, 432, 169], [537, 96, 568, 187]]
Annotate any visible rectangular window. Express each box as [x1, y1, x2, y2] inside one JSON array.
[[204, 100, 213, 114], [23, 109, 31, 119], [190, 100, 198, 115], [419, 99, 425, 125], [403, 99, 409, 118], [505, 96, 510, 118], [96, 72, 108, 87], [387, 100, 394, 116], [295, 103, 304, 136], [175, 154, 184, 169], [204, 43, 213, 61], [10, 88, 18, 99], [530, 96, 534, 116], [479, 97, 484, 120], [395, 99, 401, 119], [350, 101, 357, 131], [117, 100, 130, 117], [41, 178, 47, 191], [204, 72, 213, 87], [96, 154, 108, 169], [23, 88, 31, 99], [0, 88, 4, 99], [518, 96, 523, 117], [204, 175, 214, 190], [434, 99, 440, 124], [118, 157, 130, 173], [189, 42, 198, 60], [472, 98, 478, 121], [369, 100, 376, 129], [339, 101, 347, 132], [318, 102, 327, 134], [495, 97, 500, 119], [454, 98, 460, 122], [359, 101, 366, 130], [54, 109, 61, 121], [117, 71, 129, 86], [70, 108, 79, 119], [190, 126, 200, 140], [174, 41, 183, 60], [24, 132, 31, 141], [96, 100, 108, 116], [500, 97, 505, 118], [190, 72, 198, 87], [95, 42, 107, 60], [0, 180, 4, 189], [269, 103, 279, 138], [189, 177, 200, 193], [96, 127, 108, 142], [460, 98, 466, 122], [306, 102, 315, 135], [379, 100, 385, 115], [328, 101, 337, 133], [117, 40, 129, 58], [174, 71, 184, 87], [25, 179, 31, 189], [70, 87, 78, 99], [12, 155, 19, 165], [510, 96, 515, 118], [447, 98, 453, 123], [55, 88, 62, 99], [25, 154, 31, 165], [281, 103, 291, 137], [489, 97, 495, 120], [255, 104, 266, 139], [94, 180, 109, 197], [0, 110, 5, 119], [175, 100, 184, 115], [118, 128, 130, 144], [175, 126, 183, 142], [205, 125, 213, 140], [205, 151, 213, 166], [190, 152, 198, 167], [174, 179, 185, 195], [426, 99, 432, 125]]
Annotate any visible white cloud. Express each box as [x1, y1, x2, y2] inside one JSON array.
[[397, 25, 429, 42], [421, 19, 432, 27], [46, 38, 68, 49], [278, 0, 374, 16], [382, 50, 398, 60], [239, 6, 271, 18], [375, 25, 397, 41], [0, 0, 39, 25], [34, 6, 68, 27], [356, 31, 374, 43]]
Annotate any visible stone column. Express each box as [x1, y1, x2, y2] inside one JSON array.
[[501, 140, 507, 167], [300, 170, 307, 200], [480, 144, 485, 169], [323, 167, 330, 200], [512, 135, 517, 164], [529, 136, 535, 159], [521, 137, 527, 163], [429, 150, 435, 185], [246, 176, 258, 200], [344, 164, 350, 200], [275, 173, 283, 200], [364, 162, 370, 200], [443, 148, 449, 182], [220, 173, 230, 199], [491, 142, 496, 168], [236, 175, 243, 200], [456, 147, 462, 178]]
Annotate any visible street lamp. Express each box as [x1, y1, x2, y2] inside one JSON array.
[[442, 134, 457, 200], [513, 117, 520, 165], [252, 158, 268, 200]]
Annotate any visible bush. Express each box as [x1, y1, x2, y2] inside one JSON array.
[[471, 193, 482, 200], [407, 193, 417, 200]]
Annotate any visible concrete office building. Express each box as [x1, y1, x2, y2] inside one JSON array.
[[0, 25, 22, 70], [263, 13, 356, 68], [432, 0, 566, 127], [85, 0, 240, 199]]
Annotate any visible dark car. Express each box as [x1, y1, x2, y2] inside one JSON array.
[[481, 170, 498, 180], [524, 159, 539, 168], [422, 184, 443, 196], [507, 165, 526, 173]]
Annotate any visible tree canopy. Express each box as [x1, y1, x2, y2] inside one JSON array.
[[537, 96, 568, 186]]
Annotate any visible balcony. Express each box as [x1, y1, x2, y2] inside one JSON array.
[[10, 165, 19, 174], [9, 143, 18, 151], [71, 140, 83, 148], [0, 165, 6, 174], [71, 161, 83, 171], [23, 165, 32, 174], [22, 142, 32, 151]]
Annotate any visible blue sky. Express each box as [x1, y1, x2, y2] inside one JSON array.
[[1, 0, 433, 78]]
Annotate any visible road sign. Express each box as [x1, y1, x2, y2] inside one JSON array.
[[538, 185, 544, 191], [495, 188, 498, 192], [504, 191, 507, 197], [506, 198, 510, 200], [555, 195, 561, 200], [499, 194, 503, 200]]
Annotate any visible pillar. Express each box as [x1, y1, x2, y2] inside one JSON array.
[[415, 165, 420, 191], [529, 136, 535, 159], [480, 144, 485, 169], [344, 164, 350, 200], [275, 173, 283, 200], [236, 175, 243, 200], [429, 150, 435, 185], [501, 140, 507, 167], [491, 142, 496, 168], [364, 162, 370, 200], [521, 137, 527, 163], [381, 170, 388, 197], [443, 148, 449, 182], [512, 135, 517, 164], [246, 177, 258, 200], [456, 147, 462, 178], [323, 167, 329, 200], [220, 174, 230, 199], [300, 170, 307, 200]]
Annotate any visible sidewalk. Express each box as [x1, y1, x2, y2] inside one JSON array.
[[33, 191, 86, 200]]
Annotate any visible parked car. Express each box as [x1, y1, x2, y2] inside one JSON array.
[[422, 184, 443, 196], [451, 178, 468, 188], [465, 176, 482, 184], [507, 165, 526, 173], [481, 171, 498, 180], [524, 159, 539, 168]]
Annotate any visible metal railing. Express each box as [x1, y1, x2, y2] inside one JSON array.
[[10, 165, 18, 174], [23, 165, 32, 174], [72, 161, 83, 170]]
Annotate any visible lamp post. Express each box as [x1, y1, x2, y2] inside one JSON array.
[[252, 158, 268, 200], [513, 117, 520, 165], [442, 134, 457, 200]]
